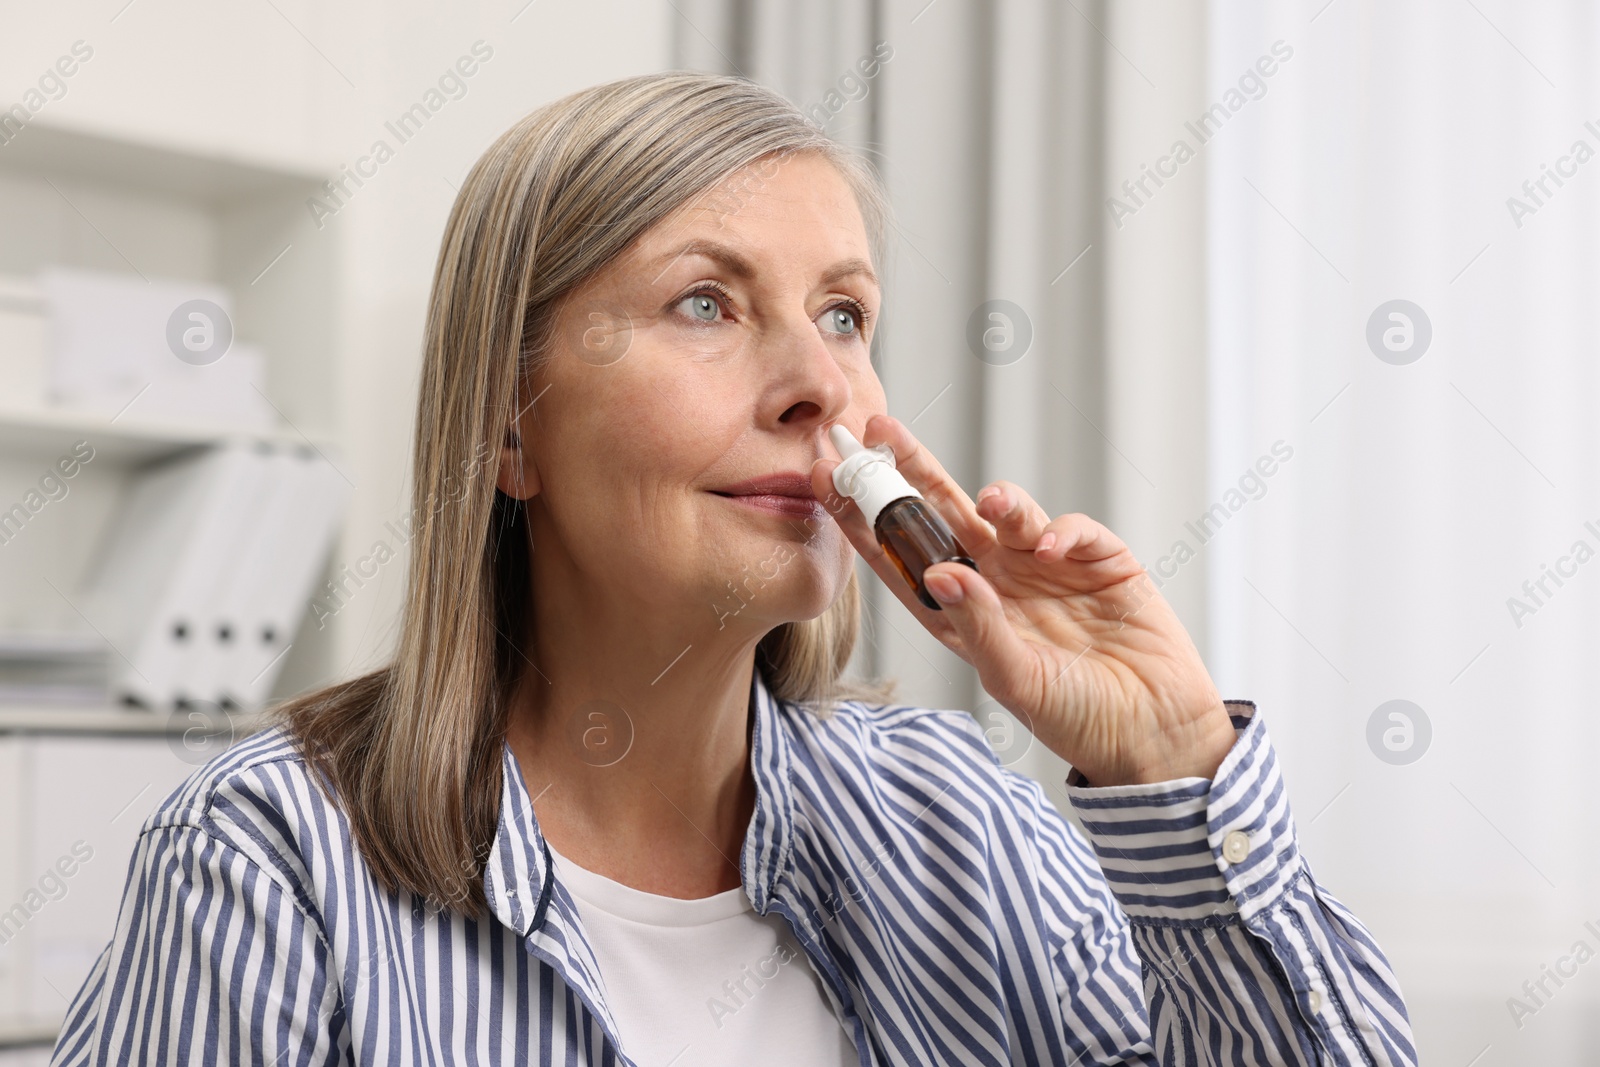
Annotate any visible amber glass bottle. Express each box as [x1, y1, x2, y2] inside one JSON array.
[[828, 425, 978, 610]]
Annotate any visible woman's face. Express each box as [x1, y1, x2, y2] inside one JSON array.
[[505, 150, 886, 635]]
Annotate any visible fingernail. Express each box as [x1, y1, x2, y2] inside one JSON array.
[[977, 486, 1001, 507], [927, 572, 963, 604], [1036, 532, 1057, 553]]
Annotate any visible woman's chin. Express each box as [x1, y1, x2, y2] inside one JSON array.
[[706, 565, 842, 632]]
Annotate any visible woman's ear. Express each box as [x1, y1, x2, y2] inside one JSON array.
[[496, 423, 540, 500]]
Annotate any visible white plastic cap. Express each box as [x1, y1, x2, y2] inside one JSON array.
[[828, 424, 920, 530]]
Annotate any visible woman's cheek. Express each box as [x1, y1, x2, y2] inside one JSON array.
[[686, 334, 751, 365]]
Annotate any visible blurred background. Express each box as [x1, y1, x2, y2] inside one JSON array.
[[1, 0, 1596, 1062]]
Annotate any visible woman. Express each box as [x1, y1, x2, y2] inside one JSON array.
[[52, 72, 1415, 1066]]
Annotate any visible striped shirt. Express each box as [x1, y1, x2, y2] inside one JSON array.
[[51, 667, 1416, 1065]]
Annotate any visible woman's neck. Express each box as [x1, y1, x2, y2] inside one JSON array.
[[505, 624, 764, 899]]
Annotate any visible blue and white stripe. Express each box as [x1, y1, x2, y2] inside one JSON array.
[[50, 669, 1415, 1065]]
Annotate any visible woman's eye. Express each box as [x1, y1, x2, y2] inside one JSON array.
[[820, 306, 860, 336], [678, 292, 723, 322]]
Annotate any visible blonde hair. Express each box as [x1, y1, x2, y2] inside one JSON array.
[[279, 71, 898, 915]]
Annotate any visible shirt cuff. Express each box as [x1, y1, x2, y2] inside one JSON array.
[[1061, 700, 1305, 924]]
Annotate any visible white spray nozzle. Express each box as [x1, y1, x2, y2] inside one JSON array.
[[827, 423, 919, 529], [828, 423, 864, 459]]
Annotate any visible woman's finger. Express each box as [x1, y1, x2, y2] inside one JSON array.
[[975, 479, 1052, 553], [1033, 512, 1131, 564], [922, 559, 1032, 697], [855, 414, 998, 556]]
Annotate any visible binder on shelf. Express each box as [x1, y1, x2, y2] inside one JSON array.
[[189, 442, 289, 707], [79, 443, 268, 709], [201, 446, 349, 709]]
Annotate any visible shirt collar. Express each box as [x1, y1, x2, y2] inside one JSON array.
[[738, 661, 797, 912], [481, 661, 798, 933], [483, 736, 550, 935]]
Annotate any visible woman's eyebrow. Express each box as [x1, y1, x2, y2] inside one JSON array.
[[819, 257, 879, 290], [652, 240, 757, 282], [650, 240, 879, 291]]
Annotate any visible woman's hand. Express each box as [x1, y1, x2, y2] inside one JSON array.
[[810, 413, 1238, 787]]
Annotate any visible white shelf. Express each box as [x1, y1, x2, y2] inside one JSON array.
[[0, 703, 267, 737], [0, 119, 327, 206], [0, 1020, 58, 1050], [0, 404, 329, 465]]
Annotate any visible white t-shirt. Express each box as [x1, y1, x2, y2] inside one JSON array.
[[544, 839, 857, 1067]]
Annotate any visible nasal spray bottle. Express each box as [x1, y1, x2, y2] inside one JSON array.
[[828, 424, 978, 611]]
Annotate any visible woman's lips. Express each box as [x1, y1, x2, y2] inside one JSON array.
[[712, 491, 824, 519]]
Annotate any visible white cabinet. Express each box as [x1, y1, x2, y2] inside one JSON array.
[[0, 741, 26, 1031], [0, 723, 231, 1041]]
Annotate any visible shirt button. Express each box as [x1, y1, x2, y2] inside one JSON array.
[[1309, 988, 1323, 1013], [1222, 830, 1251, 864]]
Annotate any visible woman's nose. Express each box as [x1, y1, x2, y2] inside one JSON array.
[[768, 317, 854, 430]]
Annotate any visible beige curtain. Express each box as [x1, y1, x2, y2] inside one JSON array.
[[672, 0, 1209, 790]]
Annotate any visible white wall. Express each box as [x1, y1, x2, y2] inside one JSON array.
[[1208, 1, 1600, 1061]]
